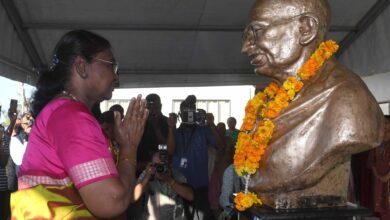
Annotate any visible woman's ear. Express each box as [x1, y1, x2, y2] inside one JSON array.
[[298, 15, 319, 45], [74, 56, 88, 79]]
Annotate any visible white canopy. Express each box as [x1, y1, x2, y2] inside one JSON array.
[[0, 0, 389, 89]]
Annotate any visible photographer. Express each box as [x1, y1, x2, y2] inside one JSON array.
[[167, 95, 223, 220], [134, 148, 194, 220]]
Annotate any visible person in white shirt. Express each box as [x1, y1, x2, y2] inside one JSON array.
[[10, 112, 33, 175]]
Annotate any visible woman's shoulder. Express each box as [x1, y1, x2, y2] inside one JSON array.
[[47, 99, 91, 120], [35, 98, 95, 131]]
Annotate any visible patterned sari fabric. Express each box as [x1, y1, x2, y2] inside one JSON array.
[[11, 99, 118, 219], [11, 184, 94, 219]]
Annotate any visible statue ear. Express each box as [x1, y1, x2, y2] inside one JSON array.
[[298, 15, 319, 45], [74, 56, 88, 79]]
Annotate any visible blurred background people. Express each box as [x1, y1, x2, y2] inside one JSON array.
[[367, 115, 390, 220], [99, 110, 120, 165], [109, 104, 125, 119], [0, 101, 19, 220], [219, 164, 245, 220], [208, 122, 235, 217], [10, 112, 33, 175], [225, 117, 239, 145]]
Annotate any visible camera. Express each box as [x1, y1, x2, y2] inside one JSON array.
[[155, 144, 169, 174], [179, 95, 206, 125], [180, 108, 206, 125]]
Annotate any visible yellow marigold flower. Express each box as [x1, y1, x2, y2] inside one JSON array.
[[248, 192, 263, 205], [263, 120, 275, 129], [287, 89, 296, 100], [282, 79, 293, 91], [256, 123, 273, 138], [283, 77, 304, 92], [235, 166, 245, 177]]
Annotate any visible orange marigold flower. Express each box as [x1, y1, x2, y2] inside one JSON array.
[[234, 192, 262, 211], [255, 92, 267, 101], [322, 40, 339, 54], [275, 90, 290, 106], [264, 82, 279, 98], [245, 102, 256, 114], [262, 108, 278, 119], [298, 59, 320, 80]]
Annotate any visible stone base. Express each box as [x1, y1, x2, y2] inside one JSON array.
[[244, 204, 371, 220]]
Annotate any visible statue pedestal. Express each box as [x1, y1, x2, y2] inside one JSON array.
[[244, 204, 371, 220]]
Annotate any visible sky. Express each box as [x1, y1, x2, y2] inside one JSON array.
[[0, 76, 35, 112]]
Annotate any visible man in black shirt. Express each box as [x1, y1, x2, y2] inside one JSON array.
[[137, 94, 169, 174]]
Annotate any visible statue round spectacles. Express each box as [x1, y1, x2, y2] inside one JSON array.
[[242, 13, 314, 45]]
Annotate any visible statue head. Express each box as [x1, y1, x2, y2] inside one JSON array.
[[241, 0, 331, 82]]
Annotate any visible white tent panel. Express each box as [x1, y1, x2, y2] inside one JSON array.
[[0, 3, 35, 84], [340, 4, 390, 76], [330, 0, 377, 25], [15, 0, 207, 25], [362, 72, 390, 103], [0, 0, 388, 89]]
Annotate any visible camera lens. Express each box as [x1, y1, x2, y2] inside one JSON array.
[[155, 163, 168, 173]]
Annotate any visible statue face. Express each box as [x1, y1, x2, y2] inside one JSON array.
[[241, 0, 305, 79]]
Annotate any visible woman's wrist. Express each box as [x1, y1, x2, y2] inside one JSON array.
[[119, 156, 137, 167]]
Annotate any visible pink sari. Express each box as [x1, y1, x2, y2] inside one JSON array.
[[11, 98, 118, 219]]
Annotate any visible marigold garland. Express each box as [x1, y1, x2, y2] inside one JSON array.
[[233, 40, 339, 211]]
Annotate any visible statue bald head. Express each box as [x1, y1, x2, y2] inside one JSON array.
[[241, 0, 332, 81], [250, 0, 331, 40]]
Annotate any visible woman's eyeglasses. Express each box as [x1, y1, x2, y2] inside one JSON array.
[[93, 58, 119, 75]]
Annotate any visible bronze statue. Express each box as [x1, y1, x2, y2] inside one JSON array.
[[241, 0, 384, 209]]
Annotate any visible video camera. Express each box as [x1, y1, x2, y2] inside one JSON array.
[[179, 95, 206, 125], [154, 144, 169, 174]]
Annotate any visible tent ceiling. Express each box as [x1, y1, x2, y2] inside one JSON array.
[[1, 0, 389, 88]]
